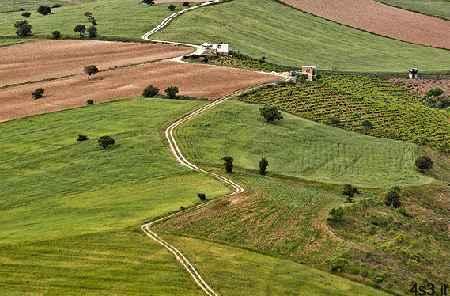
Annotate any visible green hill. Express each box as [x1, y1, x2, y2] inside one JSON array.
[[377, 0, 450, 20], [154, 0, 450, 72]]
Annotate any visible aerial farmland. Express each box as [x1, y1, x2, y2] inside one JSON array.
[[0, 0, 449, 295]]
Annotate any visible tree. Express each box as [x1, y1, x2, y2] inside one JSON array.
[[222, 156, 233, 174], [37, 5, 52, 15], [328, 207, 344, 223], [385, 187, 401, 208], [260, 105, 283, 123], [183, 2, 190, 7], [197, 193, 207, 202], [87, 25, 97, 38], [84, 65, 99, 78], [74, 24, 86, 37], [259, 157, 269, 176], [143, 85, 160, 97], [52, 30, 61, 39], [165, 86, 179, 99], [32, 88, 44, 100], [86, 99, 95, 105], [21, 12, 31, 18], [361, 119, 373, 134], [98, 136, 115, 150], [415, 156, 433, 172], [168, 4, 177, 11], [14, 20, 32, 37], [77, 134, 89, 142], [343, 184, 359, 198], [426, 87, 444, 98], [142, 0, 155, 4]]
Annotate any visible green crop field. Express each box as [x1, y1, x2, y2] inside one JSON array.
[[0, 0, 174, 39], [177, 100, 431, 188], [240, 75, 450, 152], [377, 0, 450, 20], [154, 0, 450, 72], [0, 98, 230, 294], [0, 1, 96, 13]]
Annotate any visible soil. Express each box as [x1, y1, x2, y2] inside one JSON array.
[[280, 0, 450, 49], [390, 78, 450, 97]]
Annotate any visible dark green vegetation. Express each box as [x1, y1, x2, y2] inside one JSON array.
[[240, 75, 450, 152], [177, 100, 431, 187], [157, 99, 449, 295], [0, 99, 230, 294], [377, 0, 450, 20], [155, 0, 450, 72], [0, 0, 174, 39]]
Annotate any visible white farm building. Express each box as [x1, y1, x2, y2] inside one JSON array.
[[201, 43, 230, 55]]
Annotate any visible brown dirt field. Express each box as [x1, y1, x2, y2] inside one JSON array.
[[390, 78, 450, 97], [0, 60, 279, 122], [280, 0, 450, 49], [0, 40, 193, 87]]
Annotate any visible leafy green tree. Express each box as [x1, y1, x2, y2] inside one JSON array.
[[37, 5, 52, 15], [74, 24, 86, 37], [168, 4, 177, 11], [52, 30, 61, 39], [21, 12, 31, 18], [259, 157, 269, 176], [260, 105, 283, 123], [415, 156, 433, 172], [98, 136, 116, 150], [87, 25, 97, 38], [32, 88, 44, 100], [361, 119, 373, 134], [84, 65, 99, 78], [385, 187, 401, 208], [328, 207, 344, 223], [165, 86, 179, 99], [143, 85, 160, 97], [14, 20, 32, 37], [222, 156, 234, 174], [197, 193, 207, 202]]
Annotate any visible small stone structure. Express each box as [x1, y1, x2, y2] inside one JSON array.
[[302, 65, 317, 81], [408, 68, 419, 79], [201, 43, 230, 55]]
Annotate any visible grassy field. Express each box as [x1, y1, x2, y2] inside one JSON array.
[[177, 100, 431, 188], [240, 75, 450, 152], [377, 0, 450, 20], [0, 0, 95, 13], [0, 0, 174, 38], [154, 0, 450, 72], [163, 235, 391, 296], [0, 98, 230, 294]]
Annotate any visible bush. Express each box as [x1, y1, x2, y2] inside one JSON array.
[[197, 193, 207, 202], [183, 2, 190, 6], [32, 88, 44, 100], [385, 187, 401, 208], [426, 87, 444, 98], [77, 134, 89, 142], [260, 105, 283, 123], [328, 207, 344, 223], [415, 156, 433, 172], [143, 85, 160, 98], [21, 12, 31, 18], [87, 25, 97, 38], [165, 86, 179, 99], [86, 99, 95, 105], [222, 156, 233, 174], [74, 24, 86, 37], [329, 257, 348, 273], [98, 136, 115, 150], [361, 119, 373, 133], [14, 20, 32, 37], [259, 157, 269, 176], [142, 0, 155, 4], [37, 5, 51, 15], [168, 4, 177, 11], [51, 30, 61, 39], [84, 65, 99, 78], [342, 184, 359, 198], [328, 116, 341, 127]]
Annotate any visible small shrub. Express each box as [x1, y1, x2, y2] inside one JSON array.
[[415, 156, 433, 172], [165, 86, 179, 99], [143, 85, 160, 98], [182, 2, 190, 7], [327, 116, 341, 127], [168, 4, 177, 11], [197, 193, 207, 202], [37, 5, 51, 15], [51, 4, 62, 8], [21, 12, 31, 18], [74, 24, 86, 37], [385, 187, 401, 208], [98, 136, 115, 150], [87, 25, 97, 38], [329, 257, 348, 273], [32, 88, 44, 100], [259, 157, 269, 176], [77, 134, 89, 142], [86, 99, 95, 105], [342, 184, 359, 198], [222, 156, 233, 174], [14, 20, 32, 37], [260, 105, 283, 123], [426, 87, 444, 98], [361, 119, 373, 133], [328, 207, 344, 223], [51, 30, 61, 39], [142, 0, 155, 4], [84, 65, 99, 78]]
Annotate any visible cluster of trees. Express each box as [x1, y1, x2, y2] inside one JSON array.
[[221, 156, 269, 176], [424, 87, 449, 109], [142, 84, 179, 99], [74, 12, 98, 38], [77, 134, 116, 150], [260, 105, 283, 123]]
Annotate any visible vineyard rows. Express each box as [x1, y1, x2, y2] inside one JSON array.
[[239, 74, 450, 152]]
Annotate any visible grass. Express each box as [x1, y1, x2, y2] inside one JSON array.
[[377, 0, 450, 20], [0, 0, 175, 39], [0, 98, 229, 293], [163, 235, 391, 296], [154, 0, 450, 72], [176, 100, 431, 188], [0, 0, 95, 13], [239, 75, 450, 152]]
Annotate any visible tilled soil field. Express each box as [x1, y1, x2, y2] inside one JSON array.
[[0, 40, 193, 87], [0, 46, 279, 122], [390, 78, 450, 97], [281, 0, 450, 49]]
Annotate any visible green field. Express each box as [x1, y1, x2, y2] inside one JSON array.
[[0, 98, 230, 294], [154, 0, 450, 72], [377, 0, 450, 20], [0, 0, 174, 38], [240, 75, 450, 152], [177, 100, 431, 188], [0, 0, 94, 13]]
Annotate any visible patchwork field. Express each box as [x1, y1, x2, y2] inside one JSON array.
[[377, 0, 450, 20], [280, 0, 450, 49], [154, 0, 450, 72], [0, 40, 278, 122]]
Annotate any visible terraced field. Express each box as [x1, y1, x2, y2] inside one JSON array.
[[239, 75, 450, 152]]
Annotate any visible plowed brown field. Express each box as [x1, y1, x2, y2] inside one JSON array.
[[281, 0, 450, 49], [0, 41, 279, 122]]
